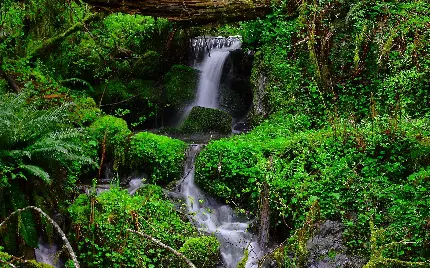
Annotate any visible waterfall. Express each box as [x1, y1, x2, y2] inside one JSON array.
[[193, 37, 241, 109], [179, 144, 262, 268]]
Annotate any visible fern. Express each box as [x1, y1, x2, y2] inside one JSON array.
[[0, 93, 95, 250], [9, 183, 38, 248], [20, 165, 50, 183]]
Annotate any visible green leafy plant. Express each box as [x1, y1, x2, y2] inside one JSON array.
[[128, 132, 186, 184]]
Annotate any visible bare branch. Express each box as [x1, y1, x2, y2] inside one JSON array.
[[127, 229, 196, 268], [0, 206, 80, 268]]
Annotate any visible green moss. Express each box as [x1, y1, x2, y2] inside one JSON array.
[[95, 79, 131, 104], [181, 106, 232, 134], [25, 260, 55, 268], [179, 236, 220, 268], [88, 115, 132, 169], [71, 96, 101, 126], [237, 249, 249, 268], [128, 132, 186, 184], [164, 65, 198, 108]]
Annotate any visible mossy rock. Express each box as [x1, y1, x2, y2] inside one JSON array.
[[181, 106, 232, 134], [25, 260, 54, 268], [179, 236, 220, 268], [128, 132, 186, 184], [164, 65, 198, 108], [71, 96, 101, 126]]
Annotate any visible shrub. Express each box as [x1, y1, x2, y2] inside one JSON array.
[[88, 115, 131, 169], [179, 236, 220, 268], [196, 114, 430, 262], [69, 186, 196, 267], [128, 132, 186, 184]]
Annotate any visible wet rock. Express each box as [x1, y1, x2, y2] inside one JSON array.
[[306, 220, 367, 268], [181, 106, 232, 134]]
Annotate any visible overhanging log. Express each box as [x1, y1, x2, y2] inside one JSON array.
[[82, 0, 271, 23]]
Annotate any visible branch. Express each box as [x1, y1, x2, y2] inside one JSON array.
[[126, 229, 196, 268], [0, 259, 16, 268], [0, 206, 80, 268], [28, 13, 103, 59]]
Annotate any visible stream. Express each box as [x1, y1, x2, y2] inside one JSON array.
[[179, 144, 262, 268], [34, 36, 264, 267], [177, 36, 263, 267]]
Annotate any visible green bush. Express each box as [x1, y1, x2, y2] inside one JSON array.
[[69, 186, 196, 267], [88, 115, 131, 169], [164, 65, 198, 108], [179, 236, 220, 268], [128, 132, 186, 184], [181, 106, 233, 134], [196, 114, 430, 262]]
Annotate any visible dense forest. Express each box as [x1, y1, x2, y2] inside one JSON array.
[[0, 0, 429, 267]]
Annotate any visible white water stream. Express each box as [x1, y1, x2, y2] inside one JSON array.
[[179, 144, 262, 268]]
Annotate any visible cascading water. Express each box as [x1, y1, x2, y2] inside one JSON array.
[[179, 144, 262, 268], [192, 36, 241, 109]]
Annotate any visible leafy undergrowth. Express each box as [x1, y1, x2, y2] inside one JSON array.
[[196, 112, 430, 262], [69, 185, 219, 267]]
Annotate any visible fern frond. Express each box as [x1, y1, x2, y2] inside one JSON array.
[[19, 165, 50, 184], [9, 183, 38, 248]]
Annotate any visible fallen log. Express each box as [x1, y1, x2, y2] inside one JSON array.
[[82, 0, 271, 23]]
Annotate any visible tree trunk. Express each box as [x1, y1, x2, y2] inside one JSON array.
[[82, 0, 271, 23], [0, 60, 20, 93]]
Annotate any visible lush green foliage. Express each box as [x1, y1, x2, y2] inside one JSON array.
[[240, 0, 430, 124], [181, 106, 233, 134], [179, 236, 220, 267], [196, 113, 430, 262], [129, 132, 186, 184], [164, 65, 199, 108], [88, 115, 131, 170], [69, 185, 197, 267], [1, 0, 430, 266], [0, 93, 94, 251]]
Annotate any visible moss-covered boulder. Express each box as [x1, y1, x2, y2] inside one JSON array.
[[179, 236, 220, 268], [128, 132, 186, 184], [164, 65, 198, 108], [71, 96, 101, 126], [181, 106, 232, 134]]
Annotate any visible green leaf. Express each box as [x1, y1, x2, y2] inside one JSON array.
[[20, 165, 50, 183]]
